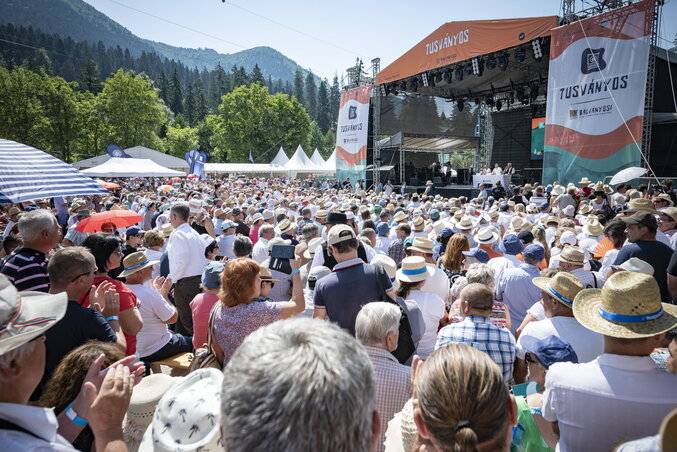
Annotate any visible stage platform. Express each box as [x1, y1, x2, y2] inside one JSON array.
[[404, 184, 479, 199]]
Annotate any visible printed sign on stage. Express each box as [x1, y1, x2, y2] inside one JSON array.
[[336, 85, 372, 184], [543, 0, 653, 185], [531, 118, 545, 160]]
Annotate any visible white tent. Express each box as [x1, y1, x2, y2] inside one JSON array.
[[319, 149, 337, 173], [204, 163, 289, 173], [284, 145, 316, 171], [81, 157, 186, 177], [270, 147, 289, 166], [72, 146, 189, 170], [310, 148, 326, 167]]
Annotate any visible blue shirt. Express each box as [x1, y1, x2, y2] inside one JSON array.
[[436, 315, 516, 383], [495, 263, 542, 334], [313, 258, 391, 335]]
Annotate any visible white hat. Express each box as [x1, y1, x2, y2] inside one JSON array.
[[303, 237, 324, 259], [372, 254, 399, 291], [327, 224, 356, 246], [268, 237, 291, 251], [188, 199, 202, 214], [473, 226, 499, 244], [611, 257, 654, 276], [252, 213, 263, 222], [139, 369, 223, 452], [559, 230, 578, 246], [396, 256, 433, 283], [262, 210, 275, 220]]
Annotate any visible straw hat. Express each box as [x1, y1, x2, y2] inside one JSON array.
[[123, 374, 182, 452], [277, 219, 293, 233], [383, 398, 418, 452], [259, 266, 280, 283], [579, 177, 591, 185], [532, 272, 584, 307], [315, 209, 327, 219], [160, 223, 173, 238], [626, 198, 659, 214], [455, 215, 477, 231], [473, 226, 499, 244], [393, 211, 408, 222], [582, 216, 603, 236], [426, 180, 434, 186], [661, 206, 677, 222], [510, 216, 524, 231], [396, 256, 433, 283], [557, 246, 585, 266], [412, 217, 425, 232], [409, 237, 434, 255], [572, 272, 677, 339], [303, 237, 324, 259], [652, 193, 673, 206], [544, 215, 560, 226], [551, 185, 565, 196], [578, 203, 593, 215], [119, 251, 159, 278]]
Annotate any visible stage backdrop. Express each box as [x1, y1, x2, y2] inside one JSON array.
[[336, 85, 371, 184], [543, 0, 654, 185], [531, 118, 545, 160]]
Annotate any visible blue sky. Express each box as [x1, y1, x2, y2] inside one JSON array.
[[83, 0, 676, 81]]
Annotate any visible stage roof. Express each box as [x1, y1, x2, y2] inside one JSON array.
[[378, 131, 477, 152], [376, 16, 558, 85]]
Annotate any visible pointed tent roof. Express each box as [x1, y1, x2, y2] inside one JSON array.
[[270, 147, 289, 166], [81, 158, 186, 177], [310, 148, 326, 167], [319, 148, 337, 173], [284, 145, 316, 171]]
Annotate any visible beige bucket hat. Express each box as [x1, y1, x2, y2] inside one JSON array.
[[532, 272, 584, 307]]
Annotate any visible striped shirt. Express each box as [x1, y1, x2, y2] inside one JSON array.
[[0, 247, 49, 292]]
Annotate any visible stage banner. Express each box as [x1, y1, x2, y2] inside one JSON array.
[[531, 118, 545, 160], [543, 0, 653, 185], [336, 85, 371, 185]]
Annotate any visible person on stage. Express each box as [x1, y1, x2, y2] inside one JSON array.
[[481, 164, 491, 175], [504, 162, 515, 175], [492, 163, 503, 175]]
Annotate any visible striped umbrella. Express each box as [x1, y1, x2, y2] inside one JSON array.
[[0, 139, 108, 204]]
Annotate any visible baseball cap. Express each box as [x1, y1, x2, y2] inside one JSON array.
[[188, 199, 202, 213], [327, 225, 356, 246], [126, 226, 142, 236], [201, 261, 225, 289], [621, 211, 658, 229], [523, 244, 545, 261], [521, 335, 578, 369], [517, 230, 534, 244], [462, 248, 490, 264], [221, 220, 237, 230]]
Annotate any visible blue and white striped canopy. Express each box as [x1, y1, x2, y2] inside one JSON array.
[[0, 139, 108, 204]]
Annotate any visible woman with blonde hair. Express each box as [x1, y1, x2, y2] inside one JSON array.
[[531, 226, 551, 267], [211, 257, 304, 365], [439, 234, 469, 281], [413, 344, 516, 452]]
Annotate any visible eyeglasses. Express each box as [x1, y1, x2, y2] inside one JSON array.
[[71, 269, 96, 282]]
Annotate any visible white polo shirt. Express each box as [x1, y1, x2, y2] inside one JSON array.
[[542, 354, 677, 452], [515, 316, 604, 363]]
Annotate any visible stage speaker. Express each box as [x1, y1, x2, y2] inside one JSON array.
[[456, 169, 471, 185], [410, 177, 419, 186], [433, 176, 442, 186], [511, 173, 523, 186]]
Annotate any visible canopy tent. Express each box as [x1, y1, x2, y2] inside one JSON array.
[[81, 157, 186, 177], [72, 146, 189, 170], [284, 145, 317, 171], [310, 148, 326, 167], [319, 149, 337, 173], [204, 163, 290, 173], [0, 139, 108, 203], [270, 147, 289, 166]]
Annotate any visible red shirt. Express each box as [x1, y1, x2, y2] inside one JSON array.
[[189, 292, 219, 350], [479, 244, 503, 259], [79, 276, 138, 355]]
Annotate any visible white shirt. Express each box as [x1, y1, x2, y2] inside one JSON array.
[[375, 236, 391, 255], [217, 234, 236, 258], [252, 237, 269, 264], [542, 354, 677, 452], [487, 255, 520, 282], [0, 403, 77, 451], [599, 248, 619, 279], [570, 267, 604, 289], [127, 284, 175, 357], [407, 290, 445, 359], [492, 167, 503, 175], [145, 248, 164, 280], [166, 223, 206, 281], [515, 316, 604, 363], [526, 301, 546, 321], [421, 263, 450, 304]]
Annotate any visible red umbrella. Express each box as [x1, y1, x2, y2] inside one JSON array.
[[186, 174, 199, 179], [76, 210, 143, 232], [171, 177, 182, 183], [97, 180, 120, 190]]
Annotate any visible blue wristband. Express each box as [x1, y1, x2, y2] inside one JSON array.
[[290, 269, 300, 275], [105, 315, 119, 322], [65, 403, 88, 427]]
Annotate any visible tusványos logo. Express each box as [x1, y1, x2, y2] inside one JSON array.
[[581, 47, 607, 74]]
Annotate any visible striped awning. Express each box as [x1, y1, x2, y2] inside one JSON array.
[[0, 139, 108, 204]]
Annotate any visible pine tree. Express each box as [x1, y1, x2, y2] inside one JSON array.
[[293, 70, 304, 105], [232, 65, 248, 87], [305, 71, 317, 120], [185, 83, 196, 125], [251, 64, 265, 85], [193, 79, 209, 121], [158, 70, 170, 105], [316, 79, 331, 133], [267, 75, 273, 89], [169, 68, 183, 114], [329, 75, 340, 131], [79, 58, 102, 94]]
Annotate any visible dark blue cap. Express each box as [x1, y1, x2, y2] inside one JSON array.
[[126, 226, 142, 236], [376, 222, 390, 236], [462, 247, 490, 264], [202, 261, 225, 289], [503, 234, 523, 255], [523, 335, 578, 369], [523, 243, 545, 261], [439, 227, 454, 239], [500, 203, 510, 211]]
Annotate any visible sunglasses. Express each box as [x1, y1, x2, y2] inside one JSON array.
[[71, 269, 96, 282]]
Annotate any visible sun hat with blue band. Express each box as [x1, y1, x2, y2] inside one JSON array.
[[396, 256, 433, 283], [572, 271, 677, 339], [119, 251, 160, 278], [532, 272, 583, 308]]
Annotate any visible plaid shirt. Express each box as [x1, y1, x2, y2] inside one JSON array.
[[435, 315, 516, 383], [387, 237, 406, 266], [364, 345, 411, 452]]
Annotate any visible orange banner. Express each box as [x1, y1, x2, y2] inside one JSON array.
[[376, 16, 558, 85]]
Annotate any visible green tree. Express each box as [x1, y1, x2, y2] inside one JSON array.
[[79, 58, 102, 94], [184, 83, 196, 125], [329, 75, 340, 130], [96, 69, 168, 149], [77, 91, 109, 159], [169, 68, 183, 114], [210, 83, 310, 161], [309, 121, 324, 154], [251, 64, 265, 85], [157, 70, 170, 105], [293, 70, 304, 105], [164, 123, 199, 157], [40, 72, 85, 163], [305, 71, 317, 120], [0, 66, 47, 147], [232, 65, 248, 88], [322, 129, 336, 159], [316, 79, 331, 133]]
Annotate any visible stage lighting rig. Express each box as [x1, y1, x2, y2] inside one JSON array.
[[498, 52, 509, 71], [485, 95, 495, 107], [486, 55, 497, 70], [515, 48, 526, 63], [422, 72, 429, 87], [464, 64, 473, 77], [411, 78, 419, 92], [495, 99, 503, 111], [516, 85, 526, 103], [443, 69, 452, 83], [455, 67, 464, 81], [471, 57, 484, 76], [380, 85, 387, 96], [532, 38, 543, 62], [390, 84, 399, 96], [434, 72, 443, 84]]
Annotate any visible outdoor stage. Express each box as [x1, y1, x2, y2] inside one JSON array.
[[405, 184, 480, 199]]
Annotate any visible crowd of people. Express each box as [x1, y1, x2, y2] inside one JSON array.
[[0, 173, 676, 452]]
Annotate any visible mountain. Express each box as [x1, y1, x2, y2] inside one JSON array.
[[0, 0, 316, 82]]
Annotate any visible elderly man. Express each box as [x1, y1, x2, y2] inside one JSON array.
[[542, 272, 677, 452], [557, 246, 604, 289], [221, 317, 380, 452], [435, 283, 516, 384], [62, 209, 91, 247], [167, 202, 206, 336], [216, 220, 237, 259], [0, 273, 138, 451], [355, 303, 411, 452], [387, 223, 411, 266], [252, 224, 275, 264], [0, 209, 60, 292]]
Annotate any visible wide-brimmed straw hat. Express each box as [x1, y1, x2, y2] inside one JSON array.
[[372, 254, 400, 291], [579, 177, 591, 185], [409, 237, 434, 255], [455, 215, 477, 231], [557, 246, 585, 266], [626, 198, 659, 215], [652, 193, 674, 206], [277, 219, 293, 233], [393, 211, 408, 222], [572, 272, 677, 339], [582, 216, 603, 236], [118, 251, 159, 278], [578, 203, 593, 215], [532, 272, 583, 307], [259, 266, 280, 283], [303, 237, 324, 259], [611, 257, 654, 276], [510, 216, 524, 231], [473, 226, 499, 244], [396, 256, 433, 283]]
